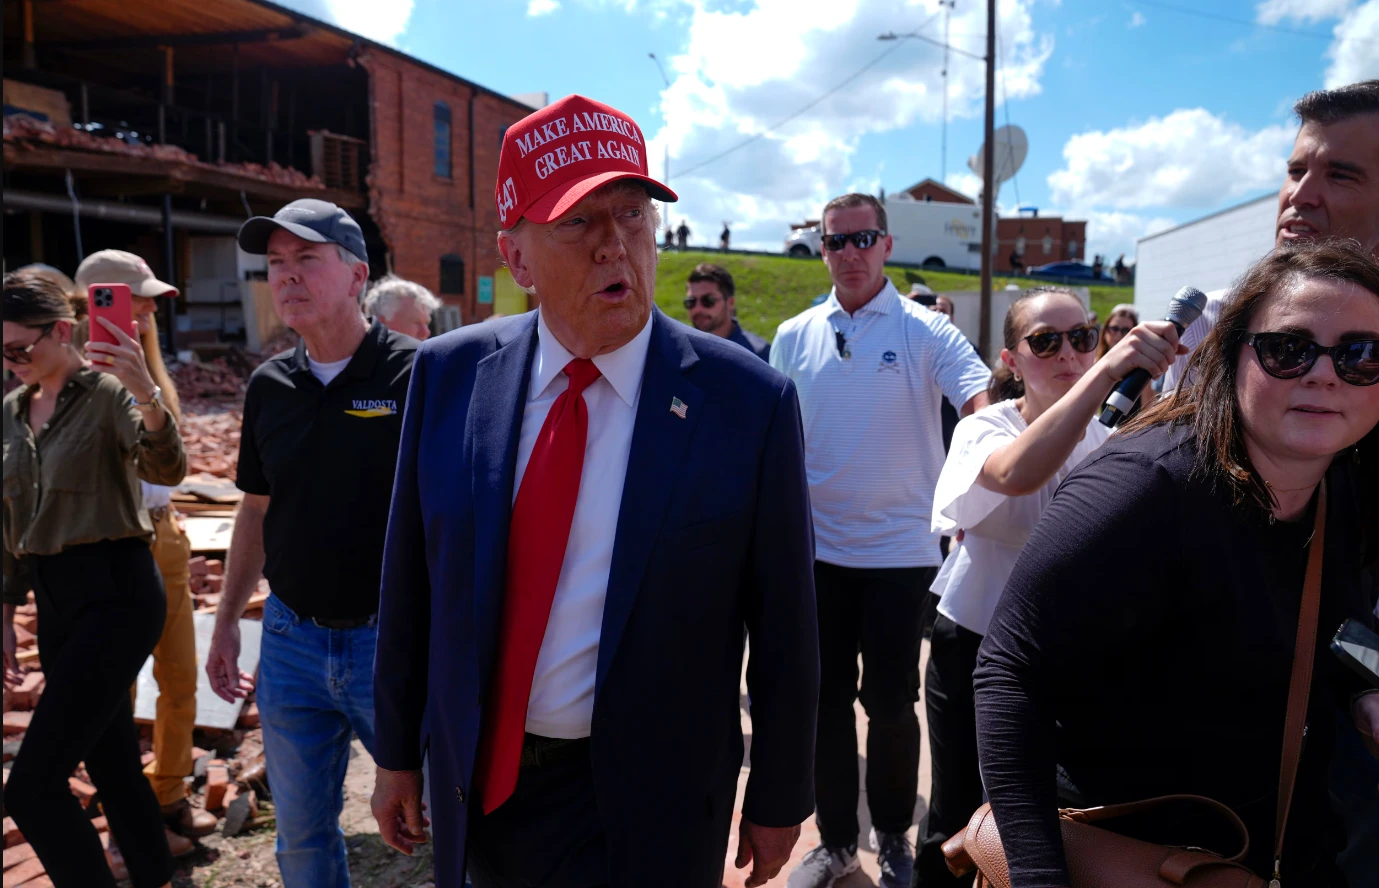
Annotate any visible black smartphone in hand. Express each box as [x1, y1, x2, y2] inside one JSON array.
[[1332, 619, 1379, 690]]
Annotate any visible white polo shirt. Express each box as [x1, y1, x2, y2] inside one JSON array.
[[771, 279, 991, 568]]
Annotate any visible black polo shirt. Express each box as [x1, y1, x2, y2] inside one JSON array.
[[727, 320, 771, 362], [236, 319, 416, 620]]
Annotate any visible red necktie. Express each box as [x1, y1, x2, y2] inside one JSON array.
[[476, 358, 602, 813]]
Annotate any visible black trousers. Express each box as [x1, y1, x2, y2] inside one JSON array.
[[6, 539, 172, 888], [467, 738, 609, 888], [814, 561, 935, 849], [914, 614, 983, 887]]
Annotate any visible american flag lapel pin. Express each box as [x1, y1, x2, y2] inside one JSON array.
[[669, 397, 688, 419]]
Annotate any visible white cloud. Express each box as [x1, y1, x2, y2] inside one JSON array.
[[1127, 11, 1145, 28], [1046, 108, 1293, 211], [1325, 1, 1379, 87], [528, 0, 562, 15], [651, 0, 1054, 250], [1255, 0, 1353, 25], [944, 171, 982, 201], [1255, 0, 1379, 88], [277, 0, 415, 45]]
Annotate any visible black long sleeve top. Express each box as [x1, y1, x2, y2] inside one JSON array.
[[974, 422, 1375, 887]]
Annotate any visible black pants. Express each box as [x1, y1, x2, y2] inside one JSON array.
[[467, 737, 609, 888], [814, 561, 934, 849], [914, 614, 983, 887], [6, 539, 172, 888]]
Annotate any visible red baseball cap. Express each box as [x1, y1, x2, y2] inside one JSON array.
[[495, 94, 677, 229]]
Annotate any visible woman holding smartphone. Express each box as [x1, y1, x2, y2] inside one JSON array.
[[2, 272, 186, 888], [915, 287, 1182, 884], [974, 242, 1379, 886]]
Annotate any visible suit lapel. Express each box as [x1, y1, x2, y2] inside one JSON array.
[[597, 311, 703, 693], [469, 314, 538, 687]]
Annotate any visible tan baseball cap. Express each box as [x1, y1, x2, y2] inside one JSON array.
[[74, 250, 179, 298]]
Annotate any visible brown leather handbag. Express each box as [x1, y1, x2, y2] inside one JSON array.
[[944, 483, 1327, 888]]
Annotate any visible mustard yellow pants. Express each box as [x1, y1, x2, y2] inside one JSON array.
[[136, 508, 199, 806]]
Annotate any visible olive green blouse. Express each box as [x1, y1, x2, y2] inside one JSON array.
[[2, 367, 186, 604]]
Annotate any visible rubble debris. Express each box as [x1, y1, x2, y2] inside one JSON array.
[[3, 114, 328, 191], [204, 761, 230, 811]]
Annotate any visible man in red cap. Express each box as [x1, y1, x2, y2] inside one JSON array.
[[370, 94, 819, 887]]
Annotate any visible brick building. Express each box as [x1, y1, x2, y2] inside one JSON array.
[[2, 0, 538, 345], [899, 177, 975, 205]]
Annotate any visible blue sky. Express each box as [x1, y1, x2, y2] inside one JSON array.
[[290, 0, 1377, 261]]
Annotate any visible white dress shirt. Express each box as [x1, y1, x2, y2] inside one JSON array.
[[930, 399, 1110, 635], [514, 308, 652, 738], [770, 279, 992, 568]]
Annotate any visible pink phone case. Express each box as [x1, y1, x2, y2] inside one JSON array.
[[87, 282, 135, 348]]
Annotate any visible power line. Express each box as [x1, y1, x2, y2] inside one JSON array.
[[674, 13, 951, 179], [1125, 0, 1366, 42]]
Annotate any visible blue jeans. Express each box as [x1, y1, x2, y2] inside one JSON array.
[[257, 595, 378, 888]]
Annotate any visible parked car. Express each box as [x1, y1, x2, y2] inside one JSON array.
[[785, 226, 821, 257], [1026, 261, 1114, 282]]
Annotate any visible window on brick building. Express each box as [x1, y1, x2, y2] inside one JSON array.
[[440, 254, 465, 294], [434, 102, 452, 179]]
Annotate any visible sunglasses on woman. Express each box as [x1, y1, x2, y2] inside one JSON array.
[[1023, 325, 1099, 358], [1, 323, 55, 365], [821, 230, 885, 252], [1247, 332, 1379, 386], [683, 294, 721, 309], [1105, 324, 1133, 336]]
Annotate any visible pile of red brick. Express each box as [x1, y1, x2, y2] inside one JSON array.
[[180, 410, 243, 480], [3, 115, 326, 190], [172, 360, 247, 401]]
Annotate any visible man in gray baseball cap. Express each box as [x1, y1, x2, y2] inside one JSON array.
[[237, 198, 369, 264], [211, 198, 416, 888]]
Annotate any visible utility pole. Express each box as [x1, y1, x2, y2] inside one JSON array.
[[940, 0, 955, 183], [978, 0, 996, 361], [648, 54, 672, 235]]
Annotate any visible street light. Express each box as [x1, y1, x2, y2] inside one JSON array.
[[648, 53, 672, 234]]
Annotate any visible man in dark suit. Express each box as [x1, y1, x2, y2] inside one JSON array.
[[369, 94, 819, 888]]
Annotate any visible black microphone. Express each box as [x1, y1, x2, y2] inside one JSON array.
[[1098, 285, 1208, 427]]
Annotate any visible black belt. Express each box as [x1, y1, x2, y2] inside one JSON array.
[[519, 734, 589, 770], [310, 614, 376, 630]]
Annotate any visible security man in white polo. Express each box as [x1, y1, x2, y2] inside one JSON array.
[[771, 193, 990, 888]]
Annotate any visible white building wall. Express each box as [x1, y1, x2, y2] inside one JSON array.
[[1134, 194, 1276, 321]]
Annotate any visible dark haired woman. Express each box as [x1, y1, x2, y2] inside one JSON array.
[[2, 272, 186, 888], [915, 288, 1182, 884], [974, 241, 1379, 887]]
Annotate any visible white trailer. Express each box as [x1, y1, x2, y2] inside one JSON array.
[[782, 196, 985, 270], [1134, 193, 1276, 321], [884, 196, 985, 271]]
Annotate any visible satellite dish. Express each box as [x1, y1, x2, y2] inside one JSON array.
[[967, 124, 1029, 187]]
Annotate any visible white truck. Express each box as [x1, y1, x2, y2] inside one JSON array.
[[784, 195, 985, 270]]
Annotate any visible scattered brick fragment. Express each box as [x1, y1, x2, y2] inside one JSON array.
[[204, 761, 230, 810], [2, 711, 32, 736]]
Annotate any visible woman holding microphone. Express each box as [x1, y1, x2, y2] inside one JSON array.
[[974, 242, 1379, 886], [2, 272, 186, 888], [914, 286, 1182, 885]]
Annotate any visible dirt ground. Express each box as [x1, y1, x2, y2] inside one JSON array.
[[162, 641, 933, 888]]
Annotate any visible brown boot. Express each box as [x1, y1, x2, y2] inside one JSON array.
[[165, 827, 197, 858], [163, 798, 218, 838]]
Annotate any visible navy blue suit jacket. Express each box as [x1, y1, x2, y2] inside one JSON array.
[[374, 309, 819, 887]]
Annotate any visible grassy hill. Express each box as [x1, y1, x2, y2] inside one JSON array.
[[654, 249, 1131, 343]]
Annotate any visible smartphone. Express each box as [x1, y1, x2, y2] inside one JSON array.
[[915, 293, 938, 307], [1331, 618, 1379, 690], [88, 283, 135, 349]]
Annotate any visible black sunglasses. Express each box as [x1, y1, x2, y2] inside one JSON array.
[[683, 294, 722, 309], [1247, 332, 1379, 386], [1105, 324, 1133, 336], [1023, 325, 1099, 358], [1, 323, 55, 365], [821, 230, 886, 252]]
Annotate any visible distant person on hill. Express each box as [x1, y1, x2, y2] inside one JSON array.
[[1091, 255, 1104, 278], [676, 220, 691, 250], [663, 227, 674, 251], [721, 222, 731, 252], [1114, 253, 1128, 283], [773, 192, 991, 888], [684, 263, 770, 360], [1009, 250, 1024, 276]]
